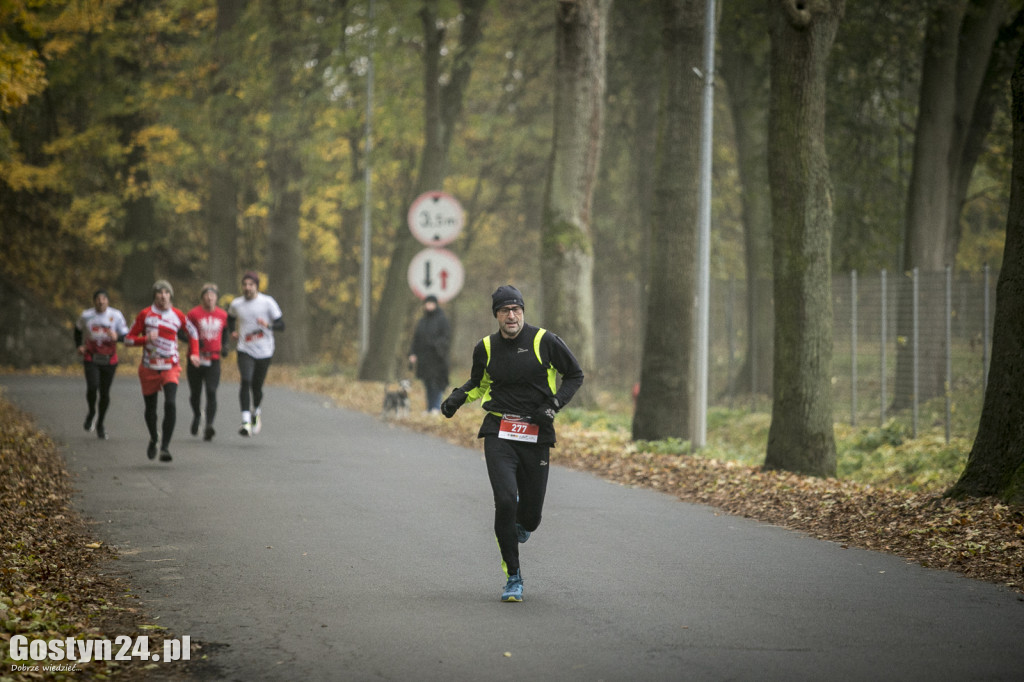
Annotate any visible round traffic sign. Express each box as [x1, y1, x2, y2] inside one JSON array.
[[408, 191, 464, 246], [407, 247, 465, 303]]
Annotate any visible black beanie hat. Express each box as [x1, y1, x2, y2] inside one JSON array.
[[491, 285, 525, 317]]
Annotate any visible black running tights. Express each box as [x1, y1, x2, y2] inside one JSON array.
[[83, 362, 117, 427], [143, 383, 177, 448], [237, 352, 272, 412], [187, 360, 221, 425], [483, 435, 550, 578]]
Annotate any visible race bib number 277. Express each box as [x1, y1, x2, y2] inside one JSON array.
[[498, 415, 539, 443]]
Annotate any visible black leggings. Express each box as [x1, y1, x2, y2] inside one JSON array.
[[143, 383, 178, 448], [84, 362, 118, 427], [237, 352, 272, 412], [187, 360, 221, 425], [483, 435, 550, 578]]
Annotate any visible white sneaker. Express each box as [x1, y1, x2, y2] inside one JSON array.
[[252, 412, 262, 435], [239, 421, 252, 437]]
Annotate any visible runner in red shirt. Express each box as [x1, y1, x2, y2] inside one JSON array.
[[123, 280, 200, 462], [186, 283, 229, 441]]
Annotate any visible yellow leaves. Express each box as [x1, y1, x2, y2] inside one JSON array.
[[151, 179, 201, 214], [0, 43, 48, 112], [135, 124, 180, 148], [1, 0, 120, 112], [0, 158, 65, 192], [65, 195, 118, 248], [42, 0, 118, 37], [244, 203, 269, 219]]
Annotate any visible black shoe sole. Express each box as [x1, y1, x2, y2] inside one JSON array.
[[203, 427, 215, 441], [147, 442, 157, 460], [159, 449, 172, 462]]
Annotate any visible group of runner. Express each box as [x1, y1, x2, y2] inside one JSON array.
[[74, 271, 284, 462], [76, 279, 585, 603]]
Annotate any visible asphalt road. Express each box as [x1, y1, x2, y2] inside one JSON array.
[[3, 374, 1024, 681]]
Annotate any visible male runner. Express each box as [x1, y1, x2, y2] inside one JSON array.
[[74, 289, 129, 440], [124, 280, 200, 462], [228, 271, 284, 436], [441, 285, 584, 602]]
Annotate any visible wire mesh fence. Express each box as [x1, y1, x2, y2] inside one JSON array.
[[710, 266, 995, 441]]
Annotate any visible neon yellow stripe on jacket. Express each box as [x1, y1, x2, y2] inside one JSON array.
[[464, 328, 555, 409]]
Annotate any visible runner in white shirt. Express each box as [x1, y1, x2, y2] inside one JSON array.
[[74, 289, 129, 440], [228, 271, 284, 436]]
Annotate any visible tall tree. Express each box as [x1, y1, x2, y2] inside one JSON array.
[[114, 0, 162, 309], [949, 38, 1024, 504], [719, 0, 774, 396], [764, 0, 843, 477], [358, 0, 488, 381], [593, 0, 660, 388], [260, 0, 312, 362], [893, 0, 1014, 409], [632, 0, 705, 441], [540, 0, 610, 402], [204, 0, 247, 291]]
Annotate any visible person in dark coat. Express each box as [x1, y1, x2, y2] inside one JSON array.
[[408, 295, 451, 413]]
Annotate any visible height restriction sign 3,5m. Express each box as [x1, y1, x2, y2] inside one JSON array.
[[407, 247, 464, 303], [407, 191, 464, 246]]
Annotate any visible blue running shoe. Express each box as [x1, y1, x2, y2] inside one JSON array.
[[515, 523, 531, 544], [501, 571, 524, 602]]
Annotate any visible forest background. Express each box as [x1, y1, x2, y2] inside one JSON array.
[[1, 1, 1020, 476]]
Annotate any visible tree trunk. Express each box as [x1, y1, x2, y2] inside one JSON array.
[[893, 0, 1010, 410], [264, 0, 308, 362], [540, 0, 610, 406], [266, 141, 308, 362], [358, 0, 487, 381], [719, 0, 773, 396], [949, 39, 1024, 504], [631, 0, 704, 441], [949, 9, 1024, 263], [204, 0, 246, 291], [763, 0, 842, 478], [118, 112, 158, 311]]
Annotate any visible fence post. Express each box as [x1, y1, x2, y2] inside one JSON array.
[[945, 265, 952, 444], [851, 269, 858, 426], [913, 267, 919, 439], [880, 269, 887, 425], [726, 276, 735, 407], [984, 263, 991, 391]]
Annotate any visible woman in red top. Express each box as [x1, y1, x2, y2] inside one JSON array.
[[124, 280, 200, 462]]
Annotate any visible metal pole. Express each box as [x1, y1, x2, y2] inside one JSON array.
[[359, 0, 376, 363], [693, 0, 716, 449]]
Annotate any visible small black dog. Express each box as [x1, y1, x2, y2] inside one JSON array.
[[381, 380, 412, 419]]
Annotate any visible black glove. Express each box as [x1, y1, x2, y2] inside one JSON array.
[[533, 397, 560, 426], [440, 388, 467, 419]]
